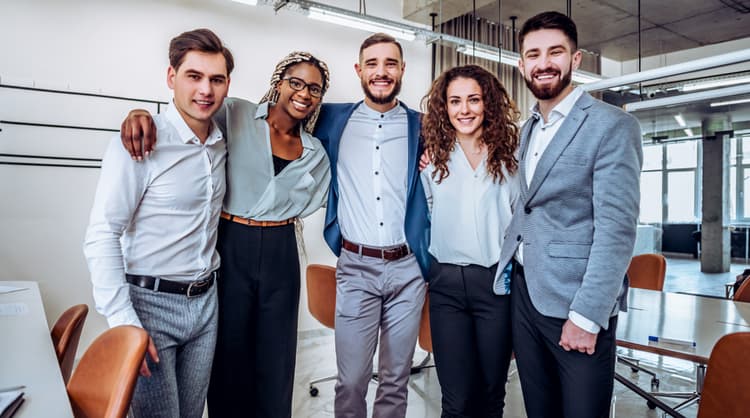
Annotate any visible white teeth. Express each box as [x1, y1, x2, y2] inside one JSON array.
[[292, 100, 310, 108], [196, 100, 212, 105]]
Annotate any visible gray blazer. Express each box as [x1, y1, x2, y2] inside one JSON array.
[[494, 91, 643, 329]]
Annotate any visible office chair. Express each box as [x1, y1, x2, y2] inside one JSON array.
[[67, 325, 148, 418], [51, 304, 89, 384], [733, 276, 750, 302], [306, 264, 339, 397], [410, 293, 434, 373], [618, 254, 667, 389], [697, 332, 750, 418]]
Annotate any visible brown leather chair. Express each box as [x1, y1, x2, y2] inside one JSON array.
[[733, 276, 750, 302], [305, 264, 338, 396], [411, 293, 434, 373], [697, 332, 750, 418], [627, 253, 667, 291], [67, 325, 148, 418], [51, 304, 89, 383]]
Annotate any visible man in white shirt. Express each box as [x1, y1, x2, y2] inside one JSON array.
[[493, 12, 642, 418], [313, 33, 430, 418], [83, 28, 232, 418]]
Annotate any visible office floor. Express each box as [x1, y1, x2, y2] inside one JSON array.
[[251, 257, 748, 417]]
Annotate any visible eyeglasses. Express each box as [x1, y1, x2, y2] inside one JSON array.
[[282, 77, 324, 98]]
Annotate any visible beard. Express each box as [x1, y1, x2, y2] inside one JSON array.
[[361, 77, 402, 105], [524, 64, 572, 100]]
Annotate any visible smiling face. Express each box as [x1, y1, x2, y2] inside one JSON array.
[[519, 28, 581, 102], [355, 42, 404, 111], [446, 76, 485, 141], [167, 50, 230, 139], [275, 62, 323, 121]]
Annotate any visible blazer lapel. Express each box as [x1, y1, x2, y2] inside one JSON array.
[[526, 99, 589, 202], [518, 118, 537, 197], [404, 103, 421, 200]]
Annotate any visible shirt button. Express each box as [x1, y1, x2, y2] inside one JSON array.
[[376, 145, 380, 150], [380, 222, 384, 226], [380, 114, 384, 118], [376, 197, 381, 201], [525, 207, 532, 214], [516, 235, 522, 242], [375, 171, 379, 175], [378, 124, 382, 128]]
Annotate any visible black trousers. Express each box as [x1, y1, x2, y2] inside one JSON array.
[[428, 257, 513, 418], [207, 219, 300, 418], [512, 262, 617, 418]]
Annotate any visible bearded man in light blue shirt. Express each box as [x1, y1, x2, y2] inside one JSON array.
[[313, 33, 430, 418]]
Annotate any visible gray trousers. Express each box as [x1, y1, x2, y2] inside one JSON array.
[[334, 248, 427, 418], [129, 282, 218, 418]]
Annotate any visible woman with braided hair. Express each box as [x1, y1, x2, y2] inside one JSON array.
[[118, 50, 331, 417], [206, 51, 332, 417], [420, 64, 520, 417]]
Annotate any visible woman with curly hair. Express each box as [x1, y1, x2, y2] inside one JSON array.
[[420, 64, 520, 417]]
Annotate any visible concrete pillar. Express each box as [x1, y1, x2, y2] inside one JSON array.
[[700, 116, 732, 273]]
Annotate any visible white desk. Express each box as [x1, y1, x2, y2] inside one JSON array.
[[0, 281, 74, 417], [616, 288, 750, 417]]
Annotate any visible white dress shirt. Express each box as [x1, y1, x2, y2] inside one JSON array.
[[518, 87, 599, 333], [421, 144, 519, 267], [336, 102, 408, 247], [84, 102, 226, 328]]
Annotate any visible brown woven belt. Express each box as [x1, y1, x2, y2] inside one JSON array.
[[220, 211, 296, 227], [342, 238, 411, 261]]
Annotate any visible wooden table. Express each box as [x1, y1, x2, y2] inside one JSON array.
[[0, 281, 74, 417], [616, 288, 750, 417]]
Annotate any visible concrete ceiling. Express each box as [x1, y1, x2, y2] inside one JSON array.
[[403, 0, 750, 61]]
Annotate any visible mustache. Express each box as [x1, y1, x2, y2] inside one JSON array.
[[531, 68, 561, 77], [370, 76, 393, 82]]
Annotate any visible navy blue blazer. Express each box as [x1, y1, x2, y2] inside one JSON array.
[[313, 101, 430, 276]]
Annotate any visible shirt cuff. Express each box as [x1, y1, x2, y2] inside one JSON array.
[[568, 311, 601, 334], [106, 306, 143, 329]]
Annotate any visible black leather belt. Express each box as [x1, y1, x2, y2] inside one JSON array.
[[342, 238, 411, 261], [125, 271, 217, 297]]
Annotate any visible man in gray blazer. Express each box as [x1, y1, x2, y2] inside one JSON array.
[[493, 11, 643, 418]]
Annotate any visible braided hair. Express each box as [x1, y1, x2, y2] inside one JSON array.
[[259, 51, 330, 133]]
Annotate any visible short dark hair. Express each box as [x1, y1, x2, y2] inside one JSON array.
[[169, 28, 235, 75], [359, 32, 403, 61], [519, 11, 578, 52]]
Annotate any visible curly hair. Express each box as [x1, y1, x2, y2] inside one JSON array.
[[259, 51, 330, 133], [421, 65, 520, 184]]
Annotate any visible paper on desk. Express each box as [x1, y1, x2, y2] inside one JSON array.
[[0, 303, 29, 316], [0, 286, 28, 295]]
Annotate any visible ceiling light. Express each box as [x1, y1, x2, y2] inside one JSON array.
[[625, 84, 750, 112], [683, 75, 750, 92], [684, 128, 694, 137], [456, 45, 602, 84], [674, 114, 686, 127], [231, 0, 257, 5], [582, 49, 750, 92], [307, 6, 416, 41], [710, 97, 750, 107]]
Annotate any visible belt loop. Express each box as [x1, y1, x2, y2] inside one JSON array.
[[153, 277, 161, 292], [358, 243, 363, 257]]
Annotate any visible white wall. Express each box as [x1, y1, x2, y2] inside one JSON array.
[[0, 0, 431, 350]]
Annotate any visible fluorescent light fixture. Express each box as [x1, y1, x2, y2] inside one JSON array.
[[307, 6, 416, 41], [684, 128, 694, 137], [231, 0, 257, 5], [682, 75, 750, 92], [582, 49, 750, 92], [710, 97, 750, 107], [625, 83, 750, 112], [674, 114, 686, 127], [456, 44, 602, 84], [456, 44, 517, 66]]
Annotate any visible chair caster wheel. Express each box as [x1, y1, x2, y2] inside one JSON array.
[[647, 400, 657, 410], [309, 386, 319, 397]]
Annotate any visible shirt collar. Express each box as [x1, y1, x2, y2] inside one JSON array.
[[165, 100, 223, 145], [358, 100, 405, 119], [529, 86, 584, 122], [256, 101, 315, 151]]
